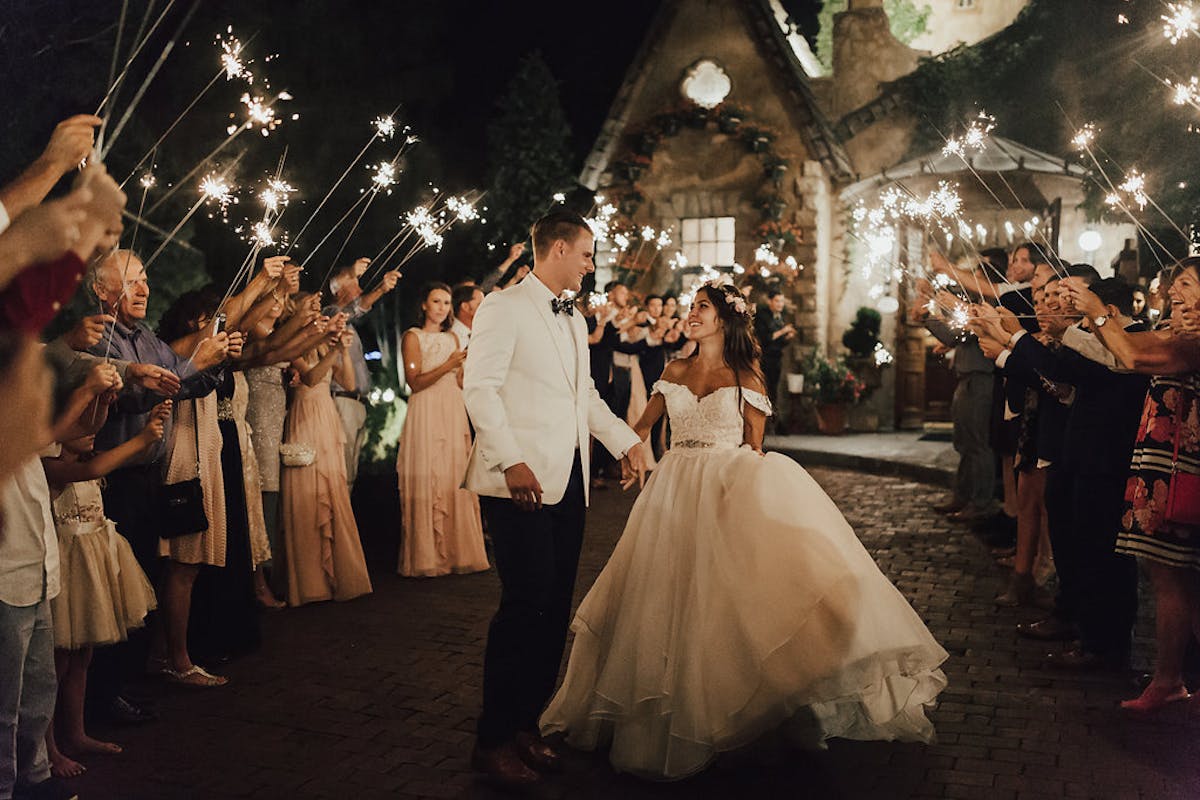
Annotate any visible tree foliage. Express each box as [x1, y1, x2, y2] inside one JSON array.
[[816, 0, 931, 71], [890, 0, 1200, 256], [483, 53, 576, 246]]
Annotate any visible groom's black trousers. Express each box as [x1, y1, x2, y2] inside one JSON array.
[[476, 454, 586, 748]]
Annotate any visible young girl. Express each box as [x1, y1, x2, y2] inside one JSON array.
[[41, 400, 168, 777], [541, 280, 949, 780]]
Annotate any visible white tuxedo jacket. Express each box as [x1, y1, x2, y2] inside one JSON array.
[[462, 275, 640, 506]]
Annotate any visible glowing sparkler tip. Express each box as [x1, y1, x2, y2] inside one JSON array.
[[552, 192, 566, 203], [1163, 2, 1199, 44], [139, 172, 157, 190], [373, 116, 397, 139], [1071, 122, 1098, 151], [370, 161, 398, 192]]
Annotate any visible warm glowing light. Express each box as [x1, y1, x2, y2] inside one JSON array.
[[1163, 3, 1199, 44], [1071, 122, 1098, 151], [373, 116, 396, 139]]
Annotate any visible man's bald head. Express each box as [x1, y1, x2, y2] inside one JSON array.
[[92, 249, 150, 324]]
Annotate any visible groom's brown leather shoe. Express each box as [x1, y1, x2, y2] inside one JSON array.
[[471, 742, 541, 787], [516, 731, 563, 773]]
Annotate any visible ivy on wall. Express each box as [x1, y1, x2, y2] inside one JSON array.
[[815, 0, 932, 71]]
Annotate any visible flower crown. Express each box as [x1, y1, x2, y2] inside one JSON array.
[[701, 277, 752, 318]]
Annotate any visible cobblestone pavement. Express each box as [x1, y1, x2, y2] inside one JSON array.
[[79, 467, 1200, 800]]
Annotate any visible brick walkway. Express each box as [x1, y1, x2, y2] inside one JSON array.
[[79, 467, 1199, 800]]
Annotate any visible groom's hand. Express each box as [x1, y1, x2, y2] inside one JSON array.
[[504, 462, 543, 511], [619, 442, 648, 491]]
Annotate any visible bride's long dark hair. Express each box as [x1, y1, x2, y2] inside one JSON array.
[[692, 282, 763, 408]]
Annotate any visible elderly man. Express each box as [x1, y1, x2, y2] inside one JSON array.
[[83, 249, 232, 710], [326, 258, 401, 487]]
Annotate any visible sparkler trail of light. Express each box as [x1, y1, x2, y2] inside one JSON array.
[[1055, 103, 1181, 273], [101, 0, 202, 159], [146, 90, 289, 215], [1163, 2, 1199, 44], [106, 0, 131, 112], [283, 108, 405, 256], [119, 31, 260, 188], [296, 191, 373, 269], [94, 0, 177, 118], [318, 147, 410, 285]]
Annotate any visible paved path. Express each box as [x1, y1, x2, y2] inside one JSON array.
[[79, 467, 1199, 800]]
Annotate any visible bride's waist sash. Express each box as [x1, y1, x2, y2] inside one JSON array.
[[670, 439, 740, 451]]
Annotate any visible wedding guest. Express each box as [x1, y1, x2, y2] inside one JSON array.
[[280, 301, 372, 606], [41, 399, 165, 778], [85, 250, 229, 713], [754, 289, 796, 407], [397, 283, 488, 577], [1062, 260, 1200, 707], [326, 259, 401, 488], [479, 243, 526, 293], [450, 282, 484, 348], [152, 292, 249, 686]]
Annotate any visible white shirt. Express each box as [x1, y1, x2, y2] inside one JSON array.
[[0, 456, 61, 607], [527, 274, 577, 380], [451, 317, 472, 349]]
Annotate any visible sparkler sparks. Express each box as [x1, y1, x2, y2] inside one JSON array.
[[373, 115, 397, 139], [370, 161, 399, 193], [251, 221, 276, 248], [232, 92, 292, 136], [259, 178, 296, 213], [446, 195, 479, 222], [942, 111, 995, 157], [218, 31, 250, 82], [138, 172, 157, 190], [1172, 77, 1200, 106], [200, 172, 237, 220], [1071, 123, 1098, 151], [1114, 169, 1150, 211], [1163, 2, 1199, 44], [552, 192, 566, 203]]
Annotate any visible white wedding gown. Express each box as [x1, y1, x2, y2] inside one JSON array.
[[540, 380, 949, 780]]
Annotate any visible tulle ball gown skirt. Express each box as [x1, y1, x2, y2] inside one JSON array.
[[540, 446, 949, 780]]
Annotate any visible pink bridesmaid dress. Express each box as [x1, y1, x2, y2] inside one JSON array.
[[396, 329, 489, 577]]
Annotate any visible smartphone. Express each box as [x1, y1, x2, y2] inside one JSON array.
[[212, 312, 227, 335]]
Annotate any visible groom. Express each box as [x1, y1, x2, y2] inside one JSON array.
[[463, 209, 646, 786]]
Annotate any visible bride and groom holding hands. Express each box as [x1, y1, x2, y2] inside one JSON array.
[[462, 209, 948, 787]]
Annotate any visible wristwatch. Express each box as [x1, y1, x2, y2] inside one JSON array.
[[1093, 314, 1109, 328]]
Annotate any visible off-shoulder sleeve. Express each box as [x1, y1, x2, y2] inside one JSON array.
[[741, 388, 774, 416], [651, 379, 675, 399]]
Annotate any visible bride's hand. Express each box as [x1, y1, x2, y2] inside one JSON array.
[[620, 442, 648, 490]]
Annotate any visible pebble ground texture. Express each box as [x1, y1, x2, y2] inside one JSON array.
[[78, 466, 1200, 799]]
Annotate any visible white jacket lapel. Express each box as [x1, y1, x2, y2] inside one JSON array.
[[526, 282, 577, 390]]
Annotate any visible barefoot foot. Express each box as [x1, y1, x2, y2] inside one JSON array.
[[1120, 683, 1191, 713], [49, 752, 86, 778], [64, 734, 123, 755]]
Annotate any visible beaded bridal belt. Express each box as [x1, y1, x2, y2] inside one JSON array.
[[671, 440, 739, 451]]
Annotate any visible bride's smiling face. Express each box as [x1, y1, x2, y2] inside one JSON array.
[[686, 293, 723, 340]]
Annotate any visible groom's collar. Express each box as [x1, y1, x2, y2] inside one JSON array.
[[527, 272, 567, 302]]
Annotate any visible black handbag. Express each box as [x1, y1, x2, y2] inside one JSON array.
[[158, 402, 209, 539]]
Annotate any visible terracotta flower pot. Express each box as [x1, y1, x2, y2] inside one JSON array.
[[816, 403, 848, 435]]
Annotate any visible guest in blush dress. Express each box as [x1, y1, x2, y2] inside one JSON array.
[[280, 299, 373, 606], [396, 282, 488, 577]]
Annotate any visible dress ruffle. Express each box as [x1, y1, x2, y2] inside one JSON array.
[[540, 449, 947, 780]]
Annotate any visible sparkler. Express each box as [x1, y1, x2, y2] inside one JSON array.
[[1071, 122, 1098, 151], [373, 116, 397, 139], [941, 111, 995, 157], [369, 161, 399, 194], [1163, 2, 1199, 44], [1172, 77, 1200, 107]]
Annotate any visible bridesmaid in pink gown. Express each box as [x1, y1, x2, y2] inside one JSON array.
[[397, 282, 489, 577], [281, 302, 373, 605]]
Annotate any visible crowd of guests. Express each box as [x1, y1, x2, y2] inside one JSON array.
[[916, 240, 1200, 712]]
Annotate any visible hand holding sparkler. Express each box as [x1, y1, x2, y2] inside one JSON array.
[[126, 363, 182, 396], [975, 332, 1007, 361], [1060, 277, 1106, 320], [138, 401, 174, 445], [194, 332, 231, 371], [353, 257, 371, 278], [1173, 305, 1200, 339], [83, 362, 123, 397], [0, 188, 92, 272], [226, 331, 245, 360], [379, 270, 401, 292], [260, 255, 288, 280], [63, 314, 116, 351], [42, 114, 102, 173]]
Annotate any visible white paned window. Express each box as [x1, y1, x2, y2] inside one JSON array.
[[681, 216, 736, 266]]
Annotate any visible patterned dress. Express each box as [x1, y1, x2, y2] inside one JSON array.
[[1116, 374, 1200, 570]]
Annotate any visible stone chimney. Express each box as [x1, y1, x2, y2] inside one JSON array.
[[831, 0, 923, 118]]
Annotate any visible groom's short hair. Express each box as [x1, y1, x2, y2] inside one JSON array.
[[531, 209, 591, 259]]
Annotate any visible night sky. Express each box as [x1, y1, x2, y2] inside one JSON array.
[[1, 0, 823, 288]]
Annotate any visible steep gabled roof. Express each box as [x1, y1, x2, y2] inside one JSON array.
[[579, 0, 853, 190]]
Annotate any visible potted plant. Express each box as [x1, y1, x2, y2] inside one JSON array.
[[687, 104, 710, 128], [754, 220, 804, 250], [801, 351, 866, 435], [742, 125, 776, 153], [841, 306, 886, 394], [756, 193, 789, 222], [717, 103, 747, 134], [763, 155, 789, 184]]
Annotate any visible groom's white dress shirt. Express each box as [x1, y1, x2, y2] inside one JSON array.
[[462, 273, 639, 506]]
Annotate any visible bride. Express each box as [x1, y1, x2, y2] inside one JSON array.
[[539, 279, 949, 780]]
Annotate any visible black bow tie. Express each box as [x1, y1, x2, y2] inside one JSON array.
[[551, 297, 574, 316]]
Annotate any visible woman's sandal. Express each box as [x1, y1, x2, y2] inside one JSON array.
[[1119, 685, 1191, 713], [163, 665, 229, 688]]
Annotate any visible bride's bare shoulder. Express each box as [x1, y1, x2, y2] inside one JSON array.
[[661, 360, 690, 383], [739, 368, 767, 394]]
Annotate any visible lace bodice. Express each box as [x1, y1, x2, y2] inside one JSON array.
[[52, 480, 106, 527], [409, 329, 461, 389], [653, 381, 773, 450]]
